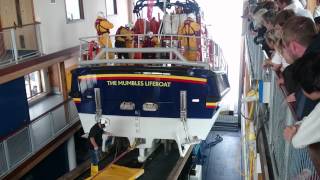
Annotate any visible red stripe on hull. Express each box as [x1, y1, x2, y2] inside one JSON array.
[[206, 106, 217, 109]]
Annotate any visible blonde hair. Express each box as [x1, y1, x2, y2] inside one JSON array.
[[253, 8, 268, 28]]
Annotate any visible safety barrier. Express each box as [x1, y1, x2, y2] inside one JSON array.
[[0, 23, 42, 68], [244, 33, 320, 179], [78, 34, 228, 72], [0, 99, 79, 178]]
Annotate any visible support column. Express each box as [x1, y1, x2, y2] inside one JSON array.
[[67, 136, 77, 171]]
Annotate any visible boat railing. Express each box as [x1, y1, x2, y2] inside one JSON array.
[[78, 33, 227, 71]]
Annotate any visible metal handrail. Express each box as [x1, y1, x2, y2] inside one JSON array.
[[0, 22, 41, 31], [78, 33, 228, 72], [0, 99, 79, 178], [0, 98, 73, 142], [31, 98, 72, 123], [245, 32, 320, 179], [0, 23, 42, 69]]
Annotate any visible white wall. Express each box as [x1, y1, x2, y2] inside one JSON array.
[[33, 0, 129, 54]]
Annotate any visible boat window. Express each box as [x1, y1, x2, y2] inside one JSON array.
[[65, 0, 84, 23]]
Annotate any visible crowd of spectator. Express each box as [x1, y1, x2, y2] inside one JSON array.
[[244, 0, 320, 149]]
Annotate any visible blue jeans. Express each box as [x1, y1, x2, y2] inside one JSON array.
[[90, 148, 101, 165]]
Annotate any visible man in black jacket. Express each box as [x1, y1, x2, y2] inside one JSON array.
[[282, 16, 320, 119], [88, 121, 105, 165]]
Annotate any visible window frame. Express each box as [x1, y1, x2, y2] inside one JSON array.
[[25, 70, 48, 101], [106, 0, 117, 16], [64, 0, 85, 23]]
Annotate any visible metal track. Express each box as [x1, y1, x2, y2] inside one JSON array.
[[59, 142, 195, 180], [166, 145, 194, 180]]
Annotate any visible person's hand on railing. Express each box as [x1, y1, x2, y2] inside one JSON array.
[[283, 125, 300, 142], [286, 93, 296, 103], [277, 76, 285, 86], [262, 59, 272, 69]]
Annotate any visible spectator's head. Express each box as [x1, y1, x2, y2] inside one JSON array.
[[282, 16, 317, 60], [262, 10, 277, 30], [275, 0, 293, 10], [253, 8, 268, 28], [293, 53, 320, 100], [262, 1, 278, 11], [265, 29, 278, 50], [274, 9, 295, 38]]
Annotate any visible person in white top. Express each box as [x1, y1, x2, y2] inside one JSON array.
[[283, 53, 320, 148], [275, 0, 313, 20]]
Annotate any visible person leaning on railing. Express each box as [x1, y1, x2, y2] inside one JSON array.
[[283, 53, 320, 148], [281, 16, 320, 118]]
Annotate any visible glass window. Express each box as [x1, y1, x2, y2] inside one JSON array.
[[25, 70, 44, 99], [106, 0, 117, 15], [65, 0, 84, 22]]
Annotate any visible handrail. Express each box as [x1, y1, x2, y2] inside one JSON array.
[[78, 33, 228, 71], [0, 46, 79, 84], [80, 59, 210, 69], [31, 98, 72, 123], [1, 22, 41, 31], [245, 32, 320, 178], [79, 33, 209, 41], [0, 98, 73, 142], [276, 74, 300, 122]]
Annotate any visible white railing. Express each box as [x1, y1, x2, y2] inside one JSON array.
[[0, 100, 79, 178], [78, 34, 228, 72], [0, 23, 42, 68]]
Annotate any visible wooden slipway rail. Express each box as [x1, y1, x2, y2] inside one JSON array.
[[0, 46, 79, 85]]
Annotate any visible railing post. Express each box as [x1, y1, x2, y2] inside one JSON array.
[[28, 126, 35, 152], [49, 112, 55, 135], [35, 23, 43, 55], [10, 29, 18, 64], [170, 35, 173, 60], [284, 107, 294, 180], [3, 140, 11, 170]]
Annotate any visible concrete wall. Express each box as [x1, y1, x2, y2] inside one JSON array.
[[33, 0, 130, 54]]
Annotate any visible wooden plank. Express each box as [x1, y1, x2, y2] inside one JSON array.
[[58, 62, 68, 100], [0, 0, 18, 28], [0, 46, 79, 84], [48, 64, 61, 93], [166, 145, 194, 180], [19, 0, 35, 25], [3, 121, 82, 180], [0, 19, 5, 57], [57, 159, 91, 180]]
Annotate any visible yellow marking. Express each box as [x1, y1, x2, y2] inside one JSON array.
[[206, 102, 218, 106], [73, 98, 81, 102], [78, 74, 207, 83]]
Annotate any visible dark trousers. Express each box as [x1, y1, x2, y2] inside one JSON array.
[[115, 40, 129, 59]]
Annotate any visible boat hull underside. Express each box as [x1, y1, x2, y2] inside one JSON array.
[[80, 107, 220, 146]]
